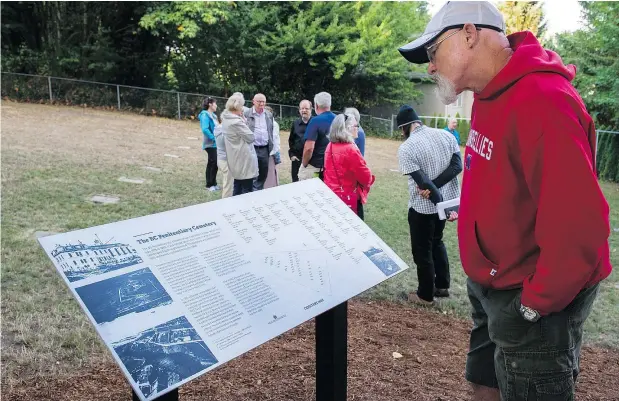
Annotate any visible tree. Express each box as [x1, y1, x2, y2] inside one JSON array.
[[1, 2, 167, 87], [2, 1, 431, 113], [552, 2, 619, 128], [497, 1, 547, 37], [140, 1, 430, 110]]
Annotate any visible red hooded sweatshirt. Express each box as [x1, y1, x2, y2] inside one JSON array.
[[458, 31, 611, 316]]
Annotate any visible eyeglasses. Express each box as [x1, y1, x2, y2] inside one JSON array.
[[425, 28, 462, 63]]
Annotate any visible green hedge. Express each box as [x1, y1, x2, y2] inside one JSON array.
[[597, 131, 619, 182], [421, 112, 471, 145], [276, 116, 296, 131]]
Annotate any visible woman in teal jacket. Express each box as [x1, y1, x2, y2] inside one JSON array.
[[199, 97, 219, 191]]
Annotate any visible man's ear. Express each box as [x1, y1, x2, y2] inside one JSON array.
[[463, 23, 480, 49]]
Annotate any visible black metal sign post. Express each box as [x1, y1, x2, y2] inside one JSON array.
[[130, 301, 348, 401], [315, 301, 348, 401], [132, 388, 179, 401]]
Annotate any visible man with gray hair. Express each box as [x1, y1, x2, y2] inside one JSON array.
[[444, 118, 460, 145], [399, 2, 611, 400], [243, 93, 274, 191], [300, 92, 336, 180]]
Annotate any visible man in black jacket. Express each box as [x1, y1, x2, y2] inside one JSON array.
[[288, 99, 313, 182]]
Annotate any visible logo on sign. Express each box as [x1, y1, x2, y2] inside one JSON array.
[[268, 314, 287, 325]]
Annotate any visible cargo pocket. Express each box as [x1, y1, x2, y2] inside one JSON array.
[[535, 373, 574, 401], [503, 350, 574, 401]]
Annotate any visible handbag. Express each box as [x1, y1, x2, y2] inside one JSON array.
[[330, 146, 358, 213]]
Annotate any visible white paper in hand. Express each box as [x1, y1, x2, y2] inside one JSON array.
[[437, 197, 460, 220]]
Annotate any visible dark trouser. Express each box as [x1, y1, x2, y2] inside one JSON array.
[[466, 279, 600, 401], [205, 148, 218, 188], [356, 199, 364, 221], [407, 208, 449, 302], [233, 179, 254, 196], [253, 145, 269, 191], [291, 158, 302, 182]]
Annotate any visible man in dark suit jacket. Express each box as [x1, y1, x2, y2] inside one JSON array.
[[288, 99, 312, 182], [243, 93, 274, 191]]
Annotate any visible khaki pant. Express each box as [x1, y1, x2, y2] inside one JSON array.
[[298, 164, 322, 181], [217, 159, 234, 198]]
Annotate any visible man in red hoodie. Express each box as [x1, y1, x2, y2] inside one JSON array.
[[398, 2, 611, 400]]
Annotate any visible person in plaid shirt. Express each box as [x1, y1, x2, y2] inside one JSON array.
[[397, 105, 462, 305]]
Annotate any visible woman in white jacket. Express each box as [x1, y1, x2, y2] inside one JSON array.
[[221, 93, 258, 196], [264, 106, 281, 189]]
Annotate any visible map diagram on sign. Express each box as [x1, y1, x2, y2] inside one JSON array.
[[255, 250, 331, 295]]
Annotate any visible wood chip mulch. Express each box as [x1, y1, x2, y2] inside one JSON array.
[[4, 300, 619, 401]]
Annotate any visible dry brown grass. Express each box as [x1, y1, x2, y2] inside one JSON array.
[[2, 101, 618, 401]]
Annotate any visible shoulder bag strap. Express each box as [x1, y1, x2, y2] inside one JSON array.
[[329, 145, 344, 191]]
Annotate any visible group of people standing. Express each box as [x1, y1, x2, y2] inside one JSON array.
[[199, 90, 373, 221], [199, 93, 281, 198]]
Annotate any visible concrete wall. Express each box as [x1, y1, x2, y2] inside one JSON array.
[[411, 83, 445, 117], [443, 90, 474, 119]]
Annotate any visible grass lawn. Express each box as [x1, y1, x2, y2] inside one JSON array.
[[1, 102, 618, 386]]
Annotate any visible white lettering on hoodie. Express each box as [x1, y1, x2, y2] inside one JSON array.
[[466, 129, 493, 161]]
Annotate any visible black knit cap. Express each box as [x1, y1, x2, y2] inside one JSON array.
[[396, 105, 421, 128]]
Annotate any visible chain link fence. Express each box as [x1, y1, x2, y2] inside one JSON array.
[[389, 113, 618, 179], [1, 72, 393, 137]]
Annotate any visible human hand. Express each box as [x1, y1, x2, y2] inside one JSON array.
[[418, 188, 431, 199], [447, 211, 458, 222]]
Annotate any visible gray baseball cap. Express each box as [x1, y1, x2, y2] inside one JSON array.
[[398, 1, 506, 64]]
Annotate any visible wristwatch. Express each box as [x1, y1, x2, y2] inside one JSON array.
[[519, 304, 541, 322]]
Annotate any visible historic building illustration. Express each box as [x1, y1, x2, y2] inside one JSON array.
[[51, 236, 143, 282]]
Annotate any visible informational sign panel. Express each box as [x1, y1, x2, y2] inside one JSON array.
[[38, 179, 408, 401]]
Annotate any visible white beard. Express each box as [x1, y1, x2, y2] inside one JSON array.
[[434, 73, 459, 105]]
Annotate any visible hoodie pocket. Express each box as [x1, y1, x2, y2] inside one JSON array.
[[474, 222, 499, 267], [461, 220, 499, 284]]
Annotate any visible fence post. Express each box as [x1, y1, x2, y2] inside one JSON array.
[[177, 92, 181, 119], [595, 131, 600, 169], [48, 76, 53, 102], [117, 85, 121, 110], [434, 117, 438, 128], [390, 115, 395, 138], [279, 104, 283, 120]]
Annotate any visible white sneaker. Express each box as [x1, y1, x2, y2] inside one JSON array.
[[213, 185, 221, 191], [208, 186, 217, 192]]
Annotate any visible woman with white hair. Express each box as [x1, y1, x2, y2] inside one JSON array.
[[221, 93, 258, 196], [323, 113, 375, 220]]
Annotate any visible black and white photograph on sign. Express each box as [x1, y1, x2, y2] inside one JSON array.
[[257, 250, 331, 294], [50, 234, 143, 282], [76, 268, 173, 324], [112, 316, 218, 400], [363, 247, 402, 277]]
